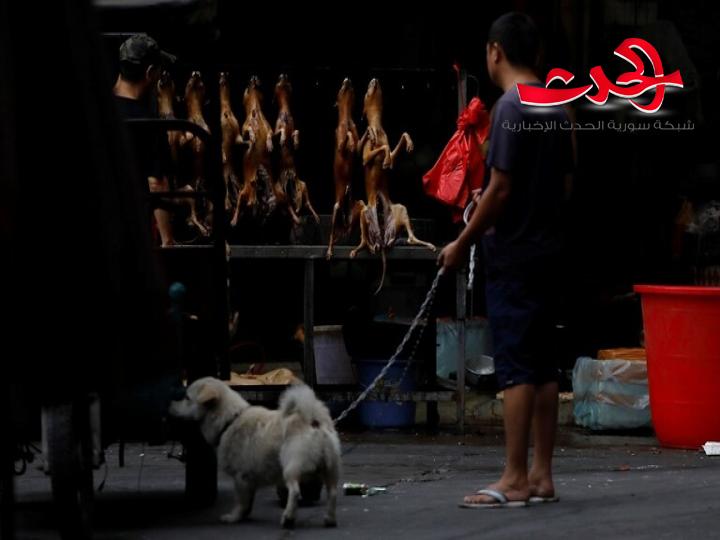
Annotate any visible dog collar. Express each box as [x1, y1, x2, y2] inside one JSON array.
[[213, 411, 239, 446]]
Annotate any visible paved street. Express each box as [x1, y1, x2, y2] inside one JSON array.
[[12, 430, 720, 539]]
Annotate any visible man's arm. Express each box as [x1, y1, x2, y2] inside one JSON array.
[[458, 168, 511, 247], [437, 167, 511, 270], [148, 175, 176, 246]]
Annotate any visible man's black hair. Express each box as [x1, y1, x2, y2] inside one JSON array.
[[118, 34, 172, 83], [119, 60, 149, 83], [488, 12, 540, 70]]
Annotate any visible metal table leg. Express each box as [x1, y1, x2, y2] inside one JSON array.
[[303, 259, 316, 386]]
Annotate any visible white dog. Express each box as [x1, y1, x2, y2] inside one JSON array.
[[169, 377, 341, 528]]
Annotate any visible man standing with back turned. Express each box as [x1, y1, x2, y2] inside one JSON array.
[[113, 33, 177, 246], [438, 12, 573, 508]]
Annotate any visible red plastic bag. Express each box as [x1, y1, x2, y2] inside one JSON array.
[[423, 97, 490, 221]]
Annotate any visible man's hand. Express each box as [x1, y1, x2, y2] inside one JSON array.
[[437, 238, 470, 271], [472, 187, 483, 205]]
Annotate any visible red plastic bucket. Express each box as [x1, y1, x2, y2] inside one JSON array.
[[634, 285, 720, 449]]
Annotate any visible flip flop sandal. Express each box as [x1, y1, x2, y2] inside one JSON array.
[[529, 495, 560, 504], [459, 488, 528, 509]]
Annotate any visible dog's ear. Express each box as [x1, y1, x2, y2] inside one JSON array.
[[196, 384, 219, 406]]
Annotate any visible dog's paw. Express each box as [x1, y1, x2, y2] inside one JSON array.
[[281, 516, 295, 529], [220, 512, 241, 524], [324, 517, 337, 528]]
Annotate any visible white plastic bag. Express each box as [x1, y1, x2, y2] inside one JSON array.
[[572, 356, 651, 430]]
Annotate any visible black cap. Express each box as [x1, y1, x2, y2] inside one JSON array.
[[119, 34, 176, 67]]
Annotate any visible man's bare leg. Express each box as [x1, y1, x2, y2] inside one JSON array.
[[463, 384, 534, 504], [529, 381, 559, 498]]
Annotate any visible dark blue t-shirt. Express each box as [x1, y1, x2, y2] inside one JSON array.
[[483, 84, 572, 270]]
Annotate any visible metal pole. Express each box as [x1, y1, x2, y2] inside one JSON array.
[[458, 68, 468, 114], [0, 386, 14, 540], [456, 269, 467, 433], [208, 128, 230, 381], [303, 259, 316, 386]]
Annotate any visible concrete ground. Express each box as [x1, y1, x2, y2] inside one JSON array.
[[10, 428, 720, 540]]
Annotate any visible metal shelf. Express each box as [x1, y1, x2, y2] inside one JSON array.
[[228, 243, 467, 430], [229, 244, 440, 260], [230, 387, 455, 404]]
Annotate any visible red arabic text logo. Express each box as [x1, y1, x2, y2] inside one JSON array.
[[517, 38, 683, 114]]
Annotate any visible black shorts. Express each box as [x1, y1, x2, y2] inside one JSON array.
[[485, 261, 563, 390]]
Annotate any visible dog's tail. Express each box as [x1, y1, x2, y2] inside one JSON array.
[[279, 384, 333, 428]]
